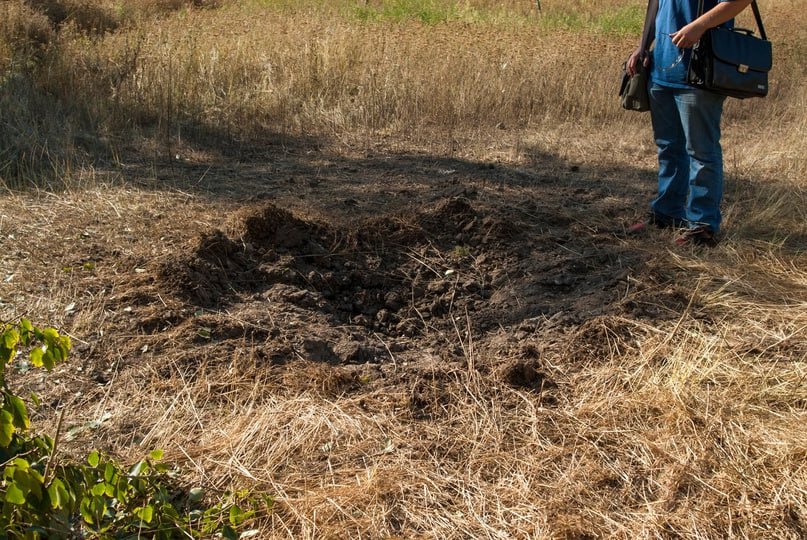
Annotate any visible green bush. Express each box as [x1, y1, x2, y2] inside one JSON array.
[[1, 320, 264, 539]]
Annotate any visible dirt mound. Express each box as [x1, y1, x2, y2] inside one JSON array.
[[107, 191, 642, 383], [356, 215, 426, 247], [157, 230, 264, 308], [567, 316, 641, 364], [229, 204, 323, 249], [499, 359, 554, 392], [419, 196, 523, 247], [147, 200, 507, 333], [431, 196, 476, 220], [153, 202, 336, 308]]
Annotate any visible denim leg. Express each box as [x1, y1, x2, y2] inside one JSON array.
[[649, 84, 688, 222], [675, 89, 726, 232]]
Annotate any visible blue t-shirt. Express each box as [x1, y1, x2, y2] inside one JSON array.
[[651, 0, 733, 88]]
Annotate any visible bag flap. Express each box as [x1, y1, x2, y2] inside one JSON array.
[[710, 28, 772, 72]]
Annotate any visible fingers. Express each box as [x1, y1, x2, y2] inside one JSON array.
[[626, 48, 645, 76], [626, 53, 640, 76], [669, 30, 687, 48], [669, 24, 703, 49]]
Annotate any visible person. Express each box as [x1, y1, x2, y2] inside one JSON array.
[[627, 0, 754, 246]]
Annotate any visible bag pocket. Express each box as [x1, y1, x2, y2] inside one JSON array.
[[620, 59, 650, 112]]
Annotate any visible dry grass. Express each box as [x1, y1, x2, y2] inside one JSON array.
[[52, 290, 807, 538], [1, 0, 804, 185], [1, 1, 806, 538], [2, 166, 804, 539]]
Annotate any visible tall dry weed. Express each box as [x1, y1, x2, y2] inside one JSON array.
[[1, 0, 804, 186]]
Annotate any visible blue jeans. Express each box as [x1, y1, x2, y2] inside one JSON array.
[[649, 83, 726, 232]]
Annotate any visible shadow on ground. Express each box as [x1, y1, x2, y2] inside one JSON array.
[[90, 127, 680, 378]]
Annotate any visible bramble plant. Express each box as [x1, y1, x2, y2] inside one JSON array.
[[1, 319, 263, 539]]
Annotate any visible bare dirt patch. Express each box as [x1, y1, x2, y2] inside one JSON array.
[[104, 165, 642, 380]]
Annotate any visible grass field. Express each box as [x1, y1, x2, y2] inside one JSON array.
[[1, 1, 806, 538]]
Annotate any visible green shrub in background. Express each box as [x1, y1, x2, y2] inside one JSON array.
[[0, 320, 264, 539]]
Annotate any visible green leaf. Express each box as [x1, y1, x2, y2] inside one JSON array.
[[7, 393, 30, 430], [104, 462, 115, 484], [0, 329, 17, 365], [0, 345, 13, 365], [20, 318, 33, 334], [91, 482, 107, 497], [136, 504, 154, 524], [197, 327, 212, 340], [5, 483, 26, 505], [188, 487, 205, 504], [129, 460, 148, 477], [222, 525, 238, 540], [3, 328, 19, 350], [0, 409, 15, 447], [42, 349, 55, 370], [229, 504, 246, 526], [149, 449, 164, 461], [29, 346, 44, 368], [89, 495, 106, 521], [12, 457, 30, 470], [160, 502, 180, 520], [80, 497, 94, 524], [19, 469, 43, 502], [261, 494, 275, 511], [42, 328, 60, 347], [48, 478, 69, 509], [87, 451, 100, 468]]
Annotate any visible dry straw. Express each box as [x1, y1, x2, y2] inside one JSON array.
[[1, 1, 805, 538]]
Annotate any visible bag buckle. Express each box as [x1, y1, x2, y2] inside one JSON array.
[[738, 64, 749, 73]]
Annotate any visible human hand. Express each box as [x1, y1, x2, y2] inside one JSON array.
[[669, 21, 706, 49], [626, 48, 649, 77]]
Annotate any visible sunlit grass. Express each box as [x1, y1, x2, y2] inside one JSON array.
[[0, 0, 803, 192], [1, 1, 805, 538]]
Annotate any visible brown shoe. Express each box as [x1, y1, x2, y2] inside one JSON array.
[[674, 226, 717, 247], [627, 213, 686, 234]]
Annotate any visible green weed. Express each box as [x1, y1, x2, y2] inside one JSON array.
[[538, 5, 643, 34], [352, 0, 461, 24], [594, 5, 644, 35], [0, 320, 266, 538]]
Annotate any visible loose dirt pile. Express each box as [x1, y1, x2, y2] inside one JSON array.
[[102, 179, 650, 391]]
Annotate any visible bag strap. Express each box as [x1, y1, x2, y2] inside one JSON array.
[[751, 1, 767, 41], [640, 0, 659, 53], [697, 0, 767, 41]]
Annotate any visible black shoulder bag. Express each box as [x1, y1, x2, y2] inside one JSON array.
[[687, 0, 772, 99]]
